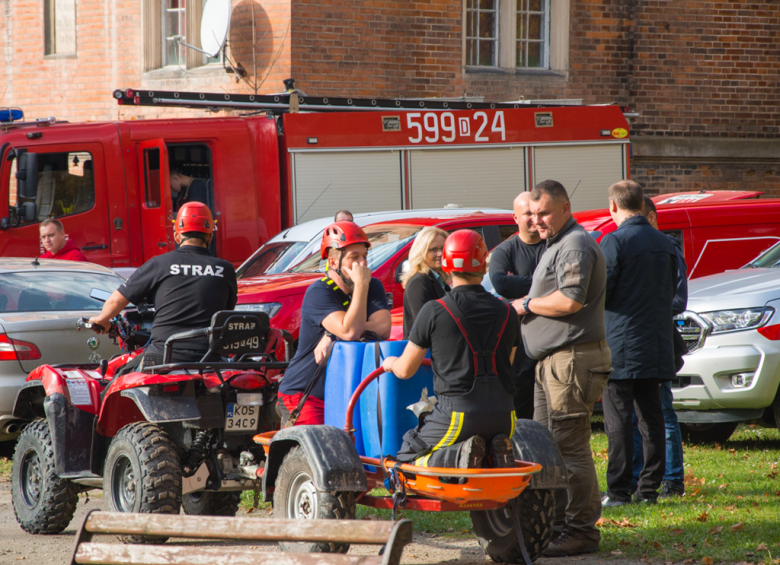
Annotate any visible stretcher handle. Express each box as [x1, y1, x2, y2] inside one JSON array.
[[344, 358, 432, 439]]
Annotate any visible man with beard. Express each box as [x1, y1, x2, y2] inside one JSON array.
[[277, 221, 391, 425], [489, 192, 545, 419]]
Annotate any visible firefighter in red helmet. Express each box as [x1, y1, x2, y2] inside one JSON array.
[[89, 202, 237, 368], [383, 229, 521, 469], [277, 221, 391, 426]]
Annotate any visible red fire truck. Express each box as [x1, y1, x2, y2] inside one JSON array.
[[0, 87, 631, 272]]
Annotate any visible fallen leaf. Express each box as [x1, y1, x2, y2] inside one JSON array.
[[696, 511, 709, 523], [708, 526, 723, 535], [683, 560, 694, 565], [718, 483, 729, 489], [702, 557, 713, 565], [618, 540, 632, 546], [767, 470, 778, 480], [729, 448, 737, 455], [612, 550, 623, 555], [461, 530, 469, 534], [751, 501, 759, 507], [757, 543, 768, 551], [736, 495, 744, 499], [653, 541, 664, 550], [725, 505, 736, 510], [731, 522, 746, 532], [670, 528, 685, 536], [745, 552, 755, 557]]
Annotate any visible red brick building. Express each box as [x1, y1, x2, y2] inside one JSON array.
[[1, 0, 778, 194]]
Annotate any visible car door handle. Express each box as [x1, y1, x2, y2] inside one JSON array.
[[82, 244, 108, 251], [157, 242, 167, 248]]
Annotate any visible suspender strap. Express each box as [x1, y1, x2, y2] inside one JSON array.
[[436, 295, 511, 377], [321, 276, 351, 308]]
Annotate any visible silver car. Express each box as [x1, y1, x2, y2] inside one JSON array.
[[674, 243, 780, 443], [0, 259, 123, 442]]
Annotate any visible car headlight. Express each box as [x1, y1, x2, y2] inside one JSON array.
[[235, 302, 282, 317], [699, 307, 774, 334]]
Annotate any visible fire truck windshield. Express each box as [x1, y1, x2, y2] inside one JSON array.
[[290, 224, 423, 274]]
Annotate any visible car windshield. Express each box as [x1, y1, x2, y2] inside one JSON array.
[[291, 225, 424, 273], [0, 271, 122, 313], [237, 241, 310, 279], [746, 243, 780, 268]]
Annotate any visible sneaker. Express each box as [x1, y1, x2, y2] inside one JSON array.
[[659, 480, 685, 499], [456, 435, 486, 469], [489, 434, 515, 468], [543, 527, 599, 557], [601, 494, 631, 507], [632, 492, 658, 504]]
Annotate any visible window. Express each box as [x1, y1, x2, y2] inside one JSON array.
[[465, 0, 498, 67], [44, 0, 77, 56], [0, 272, 122, 313], [498, 225, 519, 241], [464, 0, 567, 72], [8, 151, 95, 226], [144, 0, 224, 71], [516, 0, 548, 68]]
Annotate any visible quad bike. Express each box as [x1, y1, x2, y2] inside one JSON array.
[[10, 299, 291, 537], [255, 344, 569, 564]]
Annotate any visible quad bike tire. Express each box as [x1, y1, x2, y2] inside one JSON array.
[[471, 488, 556, 564], [182, 490, 241, 516], [273, 445, 356, 553], [104, 422, 182, 543], [11, 419, 79, 534], [680, 422, 738, 444]]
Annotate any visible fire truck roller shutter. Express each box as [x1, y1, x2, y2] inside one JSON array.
[[533, 144, 627, 213], [292, 150, 403, 223], [408, 147, 525, 209]]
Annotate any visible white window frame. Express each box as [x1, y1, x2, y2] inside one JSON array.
[[43, 0, 77, 57], [463, 0, 568, 73], [465, 0, 499, 67]]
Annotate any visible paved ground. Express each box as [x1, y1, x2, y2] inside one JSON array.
[[0, 479, 639, 565]]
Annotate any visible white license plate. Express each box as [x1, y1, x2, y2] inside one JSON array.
[[225, 403, 259, 432]]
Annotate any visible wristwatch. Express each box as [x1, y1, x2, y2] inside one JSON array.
[[523, 297, 533, 314]]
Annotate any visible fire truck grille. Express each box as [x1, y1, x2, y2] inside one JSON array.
[[675, 314, 707, 353]]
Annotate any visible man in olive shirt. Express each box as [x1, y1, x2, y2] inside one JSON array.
[[513, 180, 612, 557]]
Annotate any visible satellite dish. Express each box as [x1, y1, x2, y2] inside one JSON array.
[[201, 0, 231, 57]]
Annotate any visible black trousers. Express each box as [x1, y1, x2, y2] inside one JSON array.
[[603, 378, 666, 500], [396, 394, 515, 468], [511, 346, 537, 420]]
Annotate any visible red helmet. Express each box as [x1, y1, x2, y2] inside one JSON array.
[[442, 229, 488, 273], [320, 221, 371, 259], [175, 202, 214, 235]]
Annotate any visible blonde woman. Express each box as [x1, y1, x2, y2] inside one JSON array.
[[401, 226, 451, 338]]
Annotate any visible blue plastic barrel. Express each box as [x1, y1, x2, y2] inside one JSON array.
[[359, 341, 434, 459], [323, 342, 368, 456]]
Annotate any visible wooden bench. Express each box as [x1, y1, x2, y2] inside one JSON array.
[[69, 510, 413, 565]]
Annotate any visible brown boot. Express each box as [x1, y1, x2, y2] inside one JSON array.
[[543, 527, 599, 557], [489, 434, 515, 468], [456, 435, 486, 469]]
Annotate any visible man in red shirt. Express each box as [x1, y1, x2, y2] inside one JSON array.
[[39, 219, 88, 261]]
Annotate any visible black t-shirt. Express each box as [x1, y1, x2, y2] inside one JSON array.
[[402, 271, 449, 339], [279, 277, 389, 400], [408, 285, 520, 397], [488, 235, 546, 299], [118, 246, 237, 354]]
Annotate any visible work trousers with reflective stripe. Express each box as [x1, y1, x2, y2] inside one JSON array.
[[396, 394, 515, 468], [534, 340, 611, 543]]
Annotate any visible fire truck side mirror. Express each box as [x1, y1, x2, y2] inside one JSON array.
[[16, 152, 39, 200]]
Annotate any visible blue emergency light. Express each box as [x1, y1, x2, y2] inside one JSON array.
[[0, 108, 24, 122]]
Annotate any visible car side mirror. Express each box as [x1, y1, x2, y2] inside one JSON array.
[[20, 201, 36, 222], [0, 218, 7, 230], [16, 152, 39, 200], [394, 259, 410, 283]]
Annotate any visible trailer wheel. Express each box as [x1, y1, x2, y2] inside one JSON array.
[[273, 445, 355, 553], [182, 491, 241, 517], [471, 488, 555, 564], [680, 422, 738, 444], [11, 419, 78, 534], [104, 422, 182, 543]]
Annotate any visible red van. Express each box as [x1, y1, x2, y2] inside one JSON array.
[[574, 194, 780, 279]]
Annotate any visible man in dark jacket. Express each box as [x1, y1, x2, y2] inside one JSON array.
[[600, 181, 678, 506], [631, 196, 688, 498], [489, 192, 545, 419]]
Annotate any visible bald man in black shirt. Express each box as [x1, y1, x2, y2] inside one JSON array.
[[489, 192, 545, 419]]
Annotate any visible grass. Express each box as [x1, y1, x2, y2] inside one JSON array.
[[0, 455, 11, 482]]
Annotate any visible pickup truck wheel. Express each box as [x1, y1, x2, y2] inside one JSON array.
[[273, 445, 355, 553], [11, 419, 78, 534], [471, 488, 556, 563], [104, 422, 182, 543], [182, 491, 241, 516], [680, 422, 738, 444]]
